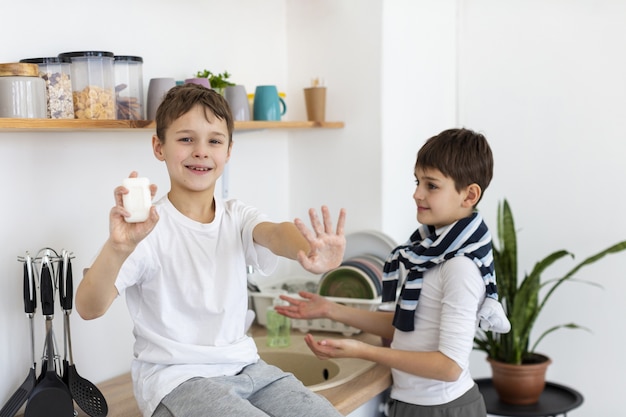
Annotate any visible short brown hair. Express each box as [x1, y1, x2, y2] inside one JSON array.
[[154, 83, 234, 143], [416, 128, 493, 205]]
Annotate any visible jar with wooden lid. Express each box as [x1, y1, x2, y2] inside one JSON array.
[[58, 51, 116, 119], [0, 63, 47, 118], [20, 57, 75, 119]]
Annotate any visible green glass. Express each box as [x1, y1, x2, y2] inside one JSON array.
[[266, 308, 291, 347]]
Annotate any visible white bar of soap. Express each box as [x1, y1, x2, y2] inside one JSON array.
[[122, 177, 152, 223]]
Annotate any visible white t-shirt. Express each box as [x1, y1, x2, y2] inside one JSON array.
[[390, 256, 486, 406], [114, 196, 278, 417]]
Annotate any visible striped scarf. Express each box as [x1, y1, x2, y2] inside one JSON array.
[[382, 212, 498, 332]]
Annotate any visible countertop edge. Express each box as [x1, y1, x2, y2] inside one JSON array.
[[318, 362, 392, 415], [17, 327, 392, 417]]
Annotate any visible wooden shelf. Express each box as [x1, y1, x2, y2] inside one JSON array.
[[0, 119, 344, 132]]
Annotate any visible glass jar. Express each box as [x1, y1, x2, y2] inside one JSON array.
[[114, 55, 145, 120], [20, 57, 74, 119], [0, 63, 46, 118], [58, 51, 116, 119]]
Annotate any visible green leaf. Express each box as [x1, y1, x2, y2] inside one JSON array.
[[474, 198, 626, 365], [194, 69, 236, 89]]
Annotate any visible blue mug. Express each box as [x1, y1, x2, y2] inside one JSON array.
[[253, 85, 286, 121]]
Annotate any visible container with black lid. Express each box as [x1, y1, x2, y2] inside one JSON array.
[[58, 51, 116, 119], [114, 55, 144, 120], [20, 57, 74, 119]]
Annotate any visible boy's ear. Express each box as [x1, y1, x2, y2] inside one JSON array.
[[152, 135, 165, 161], [226, 140, 233, 162], [463, 183, 482, 207]]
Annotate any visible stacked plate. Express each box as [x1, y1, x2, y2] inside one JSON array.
[[318, 230, 397, 299]]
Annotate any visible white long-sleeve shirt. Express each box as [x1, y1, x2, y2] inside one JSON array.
[[390, 256, 485, 405]]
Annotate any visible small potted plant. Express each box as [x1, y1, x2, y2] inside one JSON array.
[[474, 199, 626, 404], [195, 69, 235, 95]]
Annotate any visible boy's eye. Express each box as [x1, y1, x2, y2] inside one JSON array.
[[416, 179, 438, 190], [179, 137, 192, 143]]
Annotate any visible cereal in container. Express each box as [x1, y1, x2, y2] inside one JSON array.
[[114, 56, 145, 120], [20, 57, 74, 119], [58, 51, 116, 120]]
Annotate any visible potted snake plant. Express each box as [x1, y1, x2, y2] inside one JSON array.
[[474, 199, 626, 404]]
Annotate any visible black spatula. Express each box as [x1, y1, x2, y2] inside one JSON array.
[[60, 252, 108, 417], [24, 257, 73, 417], [0, 258, 37, 417]]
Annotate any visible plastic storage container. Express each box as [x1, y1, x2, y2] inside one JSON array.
[[58, 51, 116, 119], [0, 63, 46, 118], [114, 55, 145, 120], [20, 57, 74, 119]]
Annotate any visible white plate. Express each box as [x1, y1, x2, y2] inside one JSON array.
[[344, 230, 398, 262]]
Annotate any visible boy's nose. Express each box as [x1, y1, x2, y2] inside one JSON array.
[[193, 145, 209, 158], [413, 185, 422, 200]]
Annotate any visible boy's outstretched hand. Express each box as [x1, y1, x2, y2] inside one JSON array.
[[294, 206, 346, 274], [304, 333, 368, 361]]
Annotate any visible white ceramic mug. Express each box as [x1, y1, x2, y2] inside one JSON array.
[[146, 77, 176, 120], [225, 85, 250, 121]]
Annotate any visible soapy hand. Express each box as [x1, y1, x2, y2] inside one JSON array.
[[304, 333, 366, 360], [276, 291, 331, 320], [109, 171, 159, 252], [294, 206, 346, 274]]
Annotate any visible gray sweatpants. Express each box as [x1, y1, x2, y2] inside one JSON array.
[[152, 359, 342, 417], [389, 384, 486, 417]]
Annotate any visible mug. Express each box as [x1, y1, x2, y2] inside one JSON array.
[[184, 77, 211, 89], [253, 85, 286, 121], [147, 77, 176, 120], [225, 85, 250, 121]]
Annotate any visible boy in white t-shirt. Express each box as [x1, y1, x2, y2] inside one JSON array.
[[277, 128, 510, 417], [75, 83, 346, 417]]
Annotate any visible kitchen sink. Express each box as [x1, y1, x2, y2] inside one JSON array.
[[254, 335, 376, 391]]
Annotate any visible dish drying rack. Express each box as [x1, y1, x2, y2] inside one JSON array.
[[249, 284, 382, 337]]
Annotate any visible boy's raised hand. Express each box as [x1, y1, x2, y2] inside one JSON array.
[[294, 206, 346, 274], [109, 171, 159, 252]]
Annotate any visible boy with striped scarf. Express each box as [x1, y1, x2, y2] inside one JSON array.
[[278, 128, 510, 417]]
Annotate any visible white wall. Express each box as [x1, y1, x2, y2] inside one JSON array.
[[458, 3, 626, 417], [0, 0, 295, 401], [287, 0, 384, 232], [1, 1, 625, 416], [380, 0, 459, 243]]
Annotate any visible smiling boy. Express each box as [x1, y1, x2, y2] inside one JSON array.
[[76, 83, 346, 417], [277, 128, 510, 417]]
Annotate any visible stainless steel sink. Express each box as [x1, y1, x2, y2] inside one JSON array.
[[254, 335, 376, 391]]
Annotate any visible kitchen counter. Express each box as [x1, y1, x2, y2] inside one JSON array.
[[251, 325, 392, 415], [20, 326, 391, 417]]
